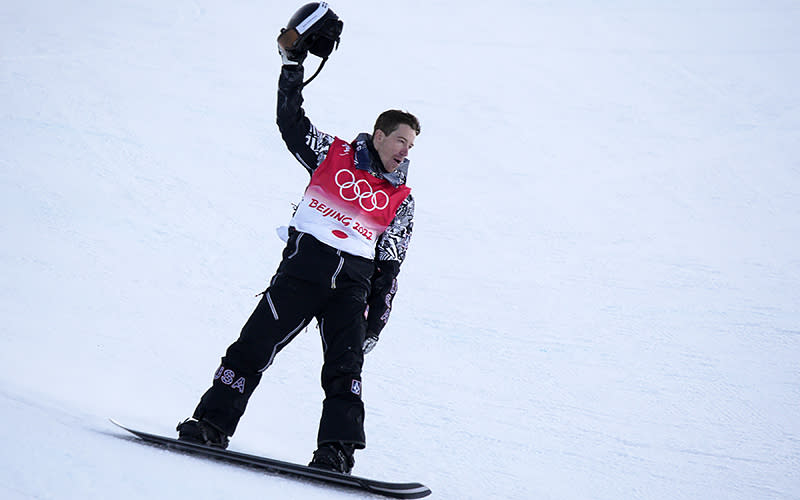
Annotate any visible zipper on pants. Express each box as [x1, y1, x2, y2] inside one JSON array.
[[287, 232, 304, 259], [331, 250, 344, 289]]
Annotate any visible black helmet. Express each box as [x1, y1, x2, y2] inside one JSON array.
[[278, 2, 343, 59]]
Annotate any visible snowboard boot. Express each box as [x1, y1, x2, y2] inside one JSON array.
[[308, 442, 355, 474], [176, 418, 229, 449]]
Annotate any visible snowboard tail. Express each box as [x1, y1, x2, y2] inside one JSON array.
[[110, 419, 431, 499]]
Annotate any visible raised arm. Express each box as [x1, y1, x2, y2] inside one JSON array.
[[276, 65, 335, 174]]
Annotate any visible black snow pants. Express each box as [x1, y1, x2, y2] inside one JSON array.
[[191, 234, 372, 449]]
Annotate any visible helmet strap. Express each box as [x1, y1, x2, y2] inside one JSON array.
[[301, 56, 329, 88]]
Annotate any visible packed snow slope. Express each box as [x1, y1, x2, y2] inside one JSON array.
[[2, 1, 799, 499]]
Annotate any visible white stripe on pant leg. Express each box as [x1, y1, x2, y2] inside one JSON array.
[[319, 318, 328, 354], [266, 291, 279, 321], [258, 320, 307, 372]]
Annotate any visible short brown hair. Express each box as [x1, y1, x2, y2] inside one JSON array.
[[373, 109, 421, 137]]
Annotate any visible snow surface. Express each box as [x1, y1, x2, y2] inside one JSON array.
[[2, 1, 799, 499]]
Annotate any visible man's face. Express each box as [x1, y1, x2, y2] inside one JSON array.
[[373, 124, 416, 173]]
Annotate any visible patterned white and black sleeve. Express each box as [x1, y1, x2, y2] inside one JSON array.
[[376, 194, 414, 264], [365, 195, 414, 336]]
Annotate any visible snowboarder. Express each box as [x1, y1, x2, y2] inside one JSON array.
[[177, 2, 420, 475]]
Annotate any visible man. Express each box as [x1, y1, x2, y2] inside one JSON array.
[[176, 3, 420, 475]]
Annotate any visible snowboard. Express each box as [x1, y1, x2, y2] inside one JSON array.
[[111, 420, 431, 499]]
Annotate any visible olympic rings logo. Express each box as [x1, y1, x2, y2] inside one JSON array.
[[335, 169, 389, 212]]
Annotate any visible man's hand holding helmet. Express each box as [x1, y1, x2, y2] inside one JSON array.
[[277, 2, 343, 67]]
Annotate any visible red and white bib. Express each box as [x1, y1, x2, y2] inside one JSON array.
[[291, 137, 411, 259]]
